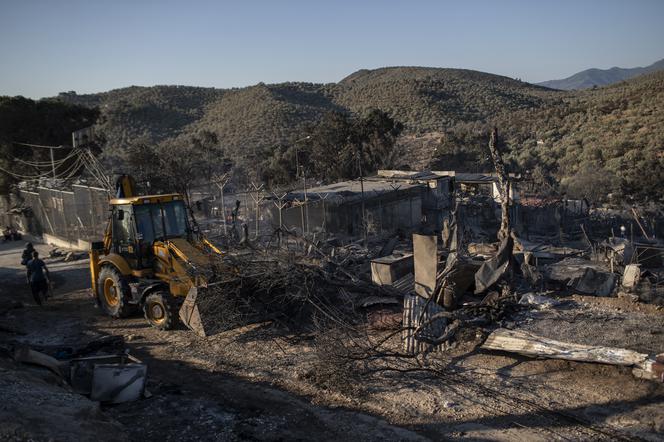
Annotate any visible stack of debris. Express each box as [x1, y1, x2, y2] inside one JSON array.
[[4, 335, 147, 404], [49, 248, 84, 262], [543, 257, 616, 296], [621, 264, 664, 305], [182, 250, 403, 337]]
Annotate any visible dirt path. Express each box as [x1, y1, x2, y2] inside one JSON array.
[[0, 240, 426, 441], [1, 239, 663, 441]]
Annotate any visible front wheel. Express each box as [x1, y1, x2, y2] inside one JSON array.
[[97, 265, 135, 318], [143, 291, 180, 330]]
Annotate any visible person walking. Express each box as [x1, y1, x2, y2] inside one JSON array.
[[21, 242, 35, 265], [26, 251, 50, 305]]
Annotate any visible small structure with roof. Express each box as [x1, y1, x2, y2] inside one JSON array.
[[270, 170, 455, 239]]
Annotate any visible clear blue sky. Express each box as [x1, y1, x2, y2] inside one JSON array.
[[1, 0, 663, 98]]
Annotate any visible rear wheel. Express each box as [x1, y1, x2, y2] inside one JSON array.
[[97, 265, 134, 318], [143, 291, 180, 330]]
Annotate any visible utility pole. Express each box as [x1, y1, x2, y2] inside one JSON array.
[[213, 173, 231, 235], [49, 148, 56, 178], [272, 192, 288, 247], [220, 182, 226, 235], [302, 168, 309, 236], [293, 135, 311, 237], [249, 182, 265, 240], [357, 143, 367, 246]]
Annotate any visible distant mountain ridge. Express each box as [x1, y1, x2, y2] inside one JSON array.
[[537, 58, 664, 90]]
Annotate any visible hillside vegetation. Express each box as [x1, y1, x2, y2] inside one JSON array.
[[0, 97, 98, 193], [58, 86, 222, 148], [335, 67, 553, 131], [500, 71, 664, 203], [45, 66, 664, 203], [55, 67, 555, 167]]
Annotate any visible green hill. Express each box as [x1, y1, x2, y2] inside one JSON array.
[[56, 66, 558, 156], [498, 70, 664, 202], [333, 67, 553, 131], [51, 66, 664, 203], [58, 85, 223, 148], [188, 83, 339, 160]]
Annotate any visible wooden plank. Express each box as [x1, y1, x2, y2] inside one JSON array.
[[482, 328, 649, 367]]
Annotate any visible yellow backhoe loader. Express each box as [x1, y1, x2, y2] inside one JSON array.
[[89, 175, 222, 334]]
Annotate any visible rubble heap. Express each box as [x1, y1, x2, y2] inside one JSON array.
[[191, 250, 401, 336]]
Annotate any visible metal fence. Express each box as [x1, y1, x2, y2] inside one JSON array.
[[6, 185, 110, 245]]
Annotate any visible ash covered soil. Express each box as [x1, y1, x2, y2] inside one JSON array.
[[1, 239, 664, 441]]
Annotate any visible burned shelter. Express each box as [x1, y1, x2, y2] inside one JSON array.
[[270, 170, 455, 239]]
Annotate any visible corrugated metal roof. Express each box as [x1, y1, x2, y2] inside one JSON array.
[[288, 178, 422, 202], [454, 173, 498, 183]]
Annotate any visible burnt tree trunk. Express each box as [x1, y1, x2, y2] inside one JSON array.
[[488, 128, 510, 241]]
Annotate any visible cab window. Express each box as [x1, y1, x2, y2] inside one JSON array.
[[113, 204, 133, 244], [132, 200, 187, 243], [150, 205, 165, 240], [134, 205, 155, 244], [163, 201, 188, 238]]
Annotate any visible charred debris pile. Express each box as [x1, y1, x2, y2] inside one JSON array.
[[189, 248, 403, 336], [190, 128, 664, 384]]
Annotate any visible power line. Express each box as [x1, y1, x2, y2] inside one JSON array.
[[11, 141, 75, 178], [77, 148, 113, 191], [6, 132, 112, 190], [0, 163, 55, 180], [13, 148, 79, 168], [2, 147, 89, 182], [12, 142, 69, 150]]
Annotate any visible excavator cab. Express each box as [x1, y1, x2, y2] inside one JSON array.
[[110, 197, 191, 268], [90, 175, 223, 333]]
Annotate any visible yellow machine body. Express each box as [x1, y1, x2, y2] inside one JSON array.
[[88, 185, 222, 333]]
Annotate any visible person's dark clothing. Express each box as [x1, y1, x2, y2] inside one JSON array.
[[26, 258, 48, 305], [21, 246, 35, 266], [30, 279, 48, 305], [27, 258, 47, 283]]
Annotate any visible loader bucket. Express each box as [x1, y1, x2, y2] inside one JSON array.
[[179, 282, 230, 337], [179, 281, 253, 337], [179, 285, 209, 337]]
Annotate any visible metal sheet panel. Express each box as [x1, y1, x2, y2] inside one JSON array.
[[413, 233, 437, 298]]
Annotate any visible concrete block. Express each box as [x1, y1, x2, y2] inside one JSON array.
[[371, 253, 413, 286], [622, 264, 641, 289]]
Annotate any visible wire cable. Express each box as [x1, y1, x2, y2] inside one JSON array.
[[1, 148, 85, 180], [0, 163, 56, 180], [12, 141, 70, 149], [13, 148, 80, 168]]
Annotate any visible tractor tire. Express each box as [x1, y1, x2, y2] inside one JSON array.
[[97, 265, 135, 318], [143, 291, 180, 330]]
